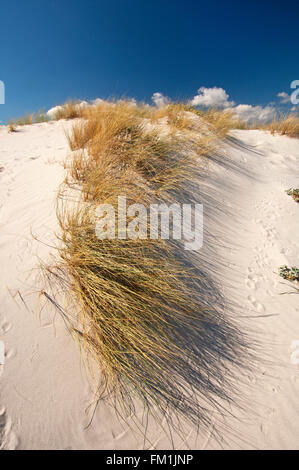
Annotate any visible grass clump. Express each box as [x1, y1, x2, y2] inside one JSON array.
[[279, 265, 299, 283], [35, 109, 49, 123], [8, 119, 16, 132], [286, 188, 299, 203], [149, 104, 240, 138], [43, 99, 249, 441], [16, 116, 25, 126], [53, 100, 87, 120], [149, 103, 196, 131], [11, 113, 35, 127], [25, 113, 34, 125], [16, 113, 34, 126], [267, 114, 299, 139], [193, 108, 245, 137]]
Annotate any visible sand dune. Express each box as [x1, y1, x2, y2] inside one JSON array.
[[0, 121, 298, 449]]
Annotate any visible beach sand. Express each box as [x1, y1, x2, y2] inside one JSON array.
[[0, 121, 298, 449]]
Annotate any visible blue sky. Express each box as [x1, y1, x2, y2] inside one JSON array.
[[0, 0, 299, 123]]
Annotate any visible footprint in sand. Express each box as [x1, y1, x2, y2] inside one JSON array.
[[245, 273, 259, 290], [247, 295, 265, 312], [266, 228, 276, 241]]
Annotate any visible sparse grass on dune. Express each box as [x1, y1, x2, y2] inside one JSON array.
[[267, 114, 299, 138], [194, 108, 246, 137], [35, 109, 49, 123], [16, 116, 25, 126], [8, 119, 16, 132], [43, 100, 249, 439], [14, 113, 34, 126], [149, 103, 196, 131], [53, 99, 87, 120], [8, 110, 48, 130], [9, 100, 86, 129], [148, 103, 241, 138], [25, 113, 34, 125]]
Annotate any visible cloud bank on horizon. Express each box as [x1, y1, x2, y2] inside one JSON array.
[[152, 86, 297, 123]]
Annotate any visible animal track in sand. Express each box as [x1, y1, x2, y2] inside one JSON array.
[[245, 273, 259, 290], [247, 295, 265, 312], [254, 253, 267, 270]]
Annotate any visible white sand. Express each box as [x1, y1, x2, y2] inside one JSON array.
[[0, 122, 298, 449]]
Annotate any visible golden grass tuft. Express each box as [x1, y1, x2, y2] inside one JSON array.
[[267, 114, 299, 138], [25, 113, 34, 125], [53, 100, 87, 120], [149, 103, 196, 131], [196, 108, 247, 137], [12, 113, 34, 127], [8, 119, 16, 132], [43, 100, 248, 439], [35, 109, 49, 123], [16, 116, 25, 126]]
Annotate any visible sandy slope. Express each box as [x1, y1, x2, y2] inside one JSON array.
[[0, 122, 298, 449]]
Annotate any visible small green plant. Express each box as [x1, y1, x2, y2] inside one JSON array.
[[279, 265, 299, 282], [286, 188, 299, 203]]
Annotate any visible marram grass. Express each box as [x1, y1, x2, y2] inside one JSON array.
[[43, 100, 250, 442], [267, 114, 299, 138]]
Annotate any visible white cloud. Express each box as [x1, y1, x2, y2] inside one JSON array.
[[227, 104, 276, 123], [277, 91, 291, 104], [47, 105, 63, 119], [152, 92, 170, 108], [189, 86, 276, 122], [189, 87, 235, 108]]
